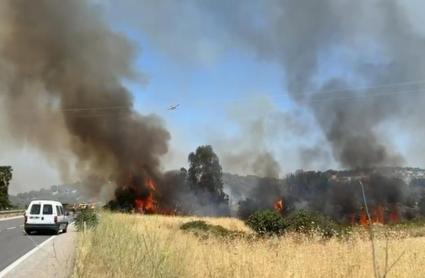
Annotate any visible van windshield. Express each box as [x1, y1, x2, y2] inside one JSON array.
[[30, 204, 41, 214], [42, 204, 53, 215]]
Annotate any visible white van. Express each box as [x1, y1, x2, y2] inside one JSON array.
[[24, 200, 69, 234]]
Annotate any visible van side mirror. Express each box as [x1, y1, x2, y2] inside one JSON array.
[[65, 211, 70, 216]]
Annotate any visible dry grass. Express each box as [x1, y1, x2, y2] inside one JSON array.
[[74, 212, 425, 278]]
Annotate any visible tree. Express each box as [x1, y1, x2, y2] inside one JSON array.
[[0, 166, 12, 209], [188, 145, 229, 206]]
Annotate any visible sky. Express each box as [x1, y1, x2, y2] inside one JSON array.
[[100, 0, 333, 173], [100, 0, 425, 173], [3, 0, 425, 194]]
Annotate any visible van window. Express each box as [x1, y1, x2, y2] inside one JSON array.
[[56, 205, 62, 216], [42, 204, 53, 215], [60, 206, 65, 215], [30, 204, 41, 214]]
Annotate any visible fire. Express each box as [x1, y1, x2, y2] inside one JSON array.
[[371, 205, 384, 224], [359, 207, 369, 226], [357, 205, 399, 226], [146, 178, 156, 191], [273, 198, 284, 213], [134, 177, 157, 214], [134, 194, 155, 213]]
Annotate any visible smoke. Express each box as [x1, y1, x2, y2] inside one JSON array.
[[205, 0, 423, 169], [2, 0, 425, 219], [235, 168, 414, 222], [210, 0, 424, 219], [103, 0, 425, 170], [0, 0, 170, 198], [213, 97, 315, 179]]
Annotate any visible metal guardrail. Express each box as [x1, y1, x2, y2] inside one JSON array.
[[0, 209, 24, 215]]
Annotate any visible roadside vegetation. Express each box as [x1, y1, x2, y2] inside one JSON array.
[[74, 212, 425, 278], [0, 166, 12, 209], [74, 208, 99, 231]]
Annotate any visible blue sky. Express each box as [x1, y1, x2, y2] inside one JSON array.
[[102, 2, 413, 174], [117, 26, 309, 172]]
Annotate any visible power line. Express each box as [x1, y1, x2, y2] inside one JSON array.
[[15, 78, 425, 116], [307, 87, 425, 103], [290, 78, 425, 97], [188, 79, 425, 106]]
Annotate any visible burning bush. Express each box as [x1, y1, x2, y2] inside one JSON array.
[[103, 145, 231, 216], [105, 187, 138, 212], [246, 210, 288, 236]]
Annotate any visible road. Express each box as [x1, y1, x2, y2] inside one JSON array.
[[0, 217, 52, 271]]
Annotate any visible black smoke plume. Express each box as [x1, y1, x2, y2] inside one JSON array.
[[236, 168, 422, 223], [0, 0, 169, 201]]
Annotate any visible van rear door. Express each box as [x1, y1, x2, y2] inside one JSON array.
[[41, 203, 55, 224], [26, 202, 56, 225], [27, 202, 42, 224]]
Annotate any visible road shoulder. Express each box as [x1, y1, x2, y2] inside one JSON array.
[[2, 225, 76, 278]]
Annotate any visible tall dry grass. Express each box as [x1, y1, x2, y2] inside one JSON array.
[[74, 212, 425, 278]]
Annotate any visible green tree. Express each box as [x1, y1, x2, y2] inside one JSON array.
[[188, 145, 229, 206], [0, 166, 12, 209]]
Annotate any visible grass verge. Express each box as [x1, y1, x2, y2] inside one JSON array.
[[74, 212, 425, 278]]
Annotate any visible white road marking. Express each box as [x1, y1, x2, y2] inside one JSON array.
[[0, 235, 55, 278], [6, 227, 16, 230]]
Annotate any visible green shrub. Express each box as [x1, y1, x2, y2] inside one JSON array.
[[180, 220, 243, 239], [75, 209, 99, 231], [180, 220, 209, 231], [246, 210, 288, 236], [285, 210, 341, 237]]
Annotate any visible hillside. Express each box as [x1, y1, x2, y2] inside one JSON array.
[[9, 184, 92, 208]]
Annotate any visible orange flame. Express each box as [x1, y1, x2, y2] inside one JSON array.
[[134, 194, 155, 213], [371, 205, 384, 224], [359, 207, 369, 226], [273, 198, 284, 213], [134, 177, 157, 213], [357, 205, 399, 226], [146, 178, 156, 191]]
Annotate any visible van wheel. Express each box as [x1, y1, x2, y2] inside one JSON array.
[[25, 229, 32, 235], [63, 224, 68, 233]]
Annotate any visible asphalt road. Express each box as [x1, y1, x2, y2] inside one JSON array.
[[0, 217, 52, 271]]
